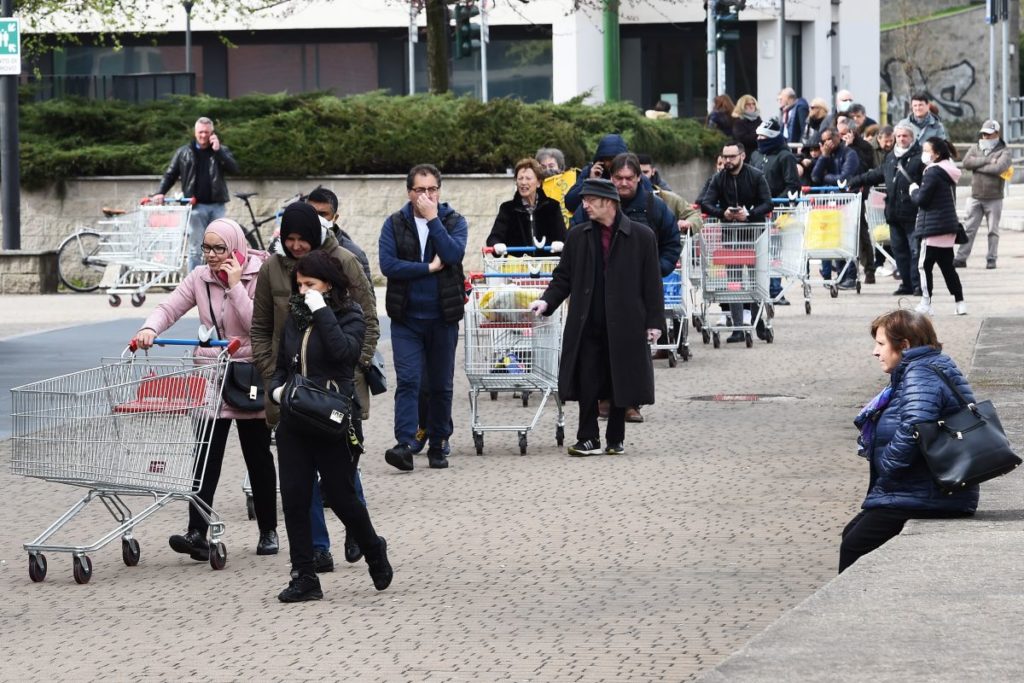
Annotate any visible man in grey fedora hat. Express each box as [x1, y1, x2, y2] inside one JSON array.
[[529, 178, 664, 457]]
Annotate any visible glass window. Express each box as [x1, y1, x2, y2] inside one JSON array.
[[414, 38, 552, 102]]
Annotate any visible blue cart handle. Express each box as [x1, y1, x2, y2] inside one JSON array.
[[129, 337, 241, 354]]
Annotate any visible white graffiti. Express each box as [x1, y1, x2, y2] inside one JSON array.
[[882, 58, 978, 120]]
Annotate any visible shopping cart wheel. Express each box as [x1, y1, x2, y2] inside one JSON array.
[[692, 314, 702, 332], [680, 345, 690, 362], [131, 293, 146, 307], [829, 285, 838, 299], [28, 553, 47, 583], [473, 432, 484, 455], [246, 495, 256, 520], [855, 280, 862, 294], [555, 425, 564, 447], [745, 332, 753, 348], [668, 353, 677, 368], [702, 329, 710, 345], [108, 294, 122, 307], [765, 327, 775, 344], [489, 391, 498, 401], [121, 538, 141, 567], [805, 301, 812, 315], [521, 391, 530, 407], [209, 542, 227, 570], [712, 332, 721, 349], [72, 555, 92, 585], [518, 432, 528, 455]]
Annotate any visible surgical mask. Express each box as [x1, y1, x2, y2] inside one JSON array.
[[979, 138, 998, 152], [318, 215, 333, 230], [920, 152, 933, 165], [837, 100, 853, 113], [893, 145, 909, 158]]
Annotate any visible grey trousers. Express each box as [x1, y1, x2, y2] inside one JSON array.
[[955, 196, 1002, 264]]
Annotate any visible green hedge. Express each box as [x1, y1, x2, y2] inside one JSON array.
[[18, 91, 724, 189]]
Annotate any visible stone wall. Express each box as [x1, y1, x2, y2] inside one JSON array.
[[6, 159, 714, 278], [0, 251, 59, 294]]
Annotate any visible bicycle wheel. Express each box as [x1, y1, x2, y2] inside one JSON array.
[[57, 230, 106, 292]]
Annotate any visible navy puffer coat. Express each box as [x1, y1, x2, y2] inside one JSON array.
[[862, 346, 979, 513]]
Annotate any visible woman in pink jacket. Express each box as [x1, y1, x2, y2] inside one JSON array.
[[132, 218, 279, 560]]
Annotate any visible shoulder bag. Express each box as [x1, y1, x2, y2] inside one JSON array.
[[279, 325, 354, 440], [205, 282, 264, 412], [914, 365, 1021, 494], [363, 349, 388, 396], [948, 186, 969, 244]]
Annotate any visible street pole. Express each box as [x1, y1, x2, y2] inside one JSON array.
[[408, 2, 417, 95], [602, 0, 620, 102], [1, 0, 20, 250], [989, 23, 996, 119], [778, 0, 785, 88], [707, 5, 717, 113], [480, 1, 489, 102], [183, 1, 194, 78], [1001, 0, 1009, 136]]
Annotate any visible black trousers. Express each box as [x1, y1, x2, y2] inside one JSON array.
[[575, 328, 625, 444], [838, 507, 970, 573], [190, 417, 277, 534], [921, 245, 964, 302], [276, 423, 379, 574]]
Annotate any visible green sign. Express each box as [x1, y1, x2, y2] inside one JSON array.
[[0, 19, 20, 76]]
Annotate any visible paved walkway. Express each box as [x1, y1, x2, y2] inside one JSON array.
[[1, 231, 1022, 681]]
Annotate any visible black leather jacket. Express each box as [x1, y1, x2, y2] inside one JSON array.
[[700, 165, 773, 222], [158, 142, 239, 203]]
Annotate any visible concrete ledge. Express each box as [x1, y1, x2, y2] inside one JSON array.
[[0, 250, 58, 294], [698, 317, 1024, 683]]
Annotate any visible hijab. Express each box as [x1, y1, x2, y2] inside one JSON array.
[[205, 218, 249, 286]]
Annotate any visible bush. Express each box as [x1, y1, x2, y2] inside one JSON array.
[[17, 91, 724, 189]]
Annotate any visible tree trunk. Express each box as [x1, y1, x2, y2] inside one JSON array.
[[426, 0, 450, 94]]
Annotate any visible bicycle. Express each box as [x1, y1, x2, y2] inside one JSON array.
[[56, 206, 129, 293], [235, 192, 303, 250]]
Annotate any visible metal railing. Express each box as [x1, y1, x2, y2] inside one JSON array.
[[25, 73, 196, 103], [1007, 97, 1024, 143]]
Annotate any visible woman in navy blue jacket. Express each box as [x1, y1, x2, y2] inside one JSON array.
[[840, 309, 977, 573]]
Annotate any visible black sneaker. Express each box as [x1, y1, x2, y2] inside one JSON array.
[[385, 443, 414, 471], [313, 549, 335, 573], [912, 287, 923, 296], [605, 442, 625, 455], [892, 287, 913, 296], [366, 537, 394, 591], [277, 572, 323, 603], [256, 529, 279, 556], [953, 259, 967, 269], [726, 331, 745, 343], [568, 439, 602, 456], [168, 529, 210, 562], [427, 446, 449, 469], [344, 531, 362, 564]]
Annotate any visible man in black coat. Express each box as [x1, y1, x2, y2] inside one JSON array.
[[529, 179, 664, 457]]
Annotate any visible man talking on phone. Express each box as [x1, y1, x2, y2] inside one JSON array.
[[563, 133, 629, 213], [153, 116, 240, 269]]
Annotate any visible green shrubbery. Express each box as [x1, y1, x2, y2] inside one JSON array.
[[18, 91, 724, 189]]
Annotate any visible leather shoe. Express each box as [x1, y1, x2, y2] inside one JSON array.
[[256, 529, 279, 556], [385, 443, 414, 471], [625, 406, 644, 423], [366, 537, 393, 591], [726, 331, 745, 343], [313, 549, 335, 573], [277, 571, 323, 603], [168, 529, 209, 562], [427, 447, 449, 469], [343, 530, 362, 563]]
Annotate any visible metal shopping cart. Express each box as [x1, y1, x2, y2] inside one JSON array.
[[801, 188, 863, 298], [650, 233, 692, 365], [697, 220, 772, 348], [464, 275, 565, 455], [10, 337, 240, 584], [770, 200, 811, 314], [97, 198, 194, 308], [865, 186, 897, 275]]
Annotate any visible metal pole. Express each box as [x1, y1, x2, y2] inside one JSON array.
[[1, 0, 20, 250], [408, 3, 417, 95], [1001, 7, 1009, 136], [989, 23, 996, 119], [779, 0, 785, 89], [707, 4, 717, 113], [602, 0, 620, 102], [480, 1, 488, 102], [184, 1, 193, 77]]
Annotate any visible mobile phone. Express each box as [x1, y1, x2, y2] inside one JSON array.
[[231, 249, 246, 264]]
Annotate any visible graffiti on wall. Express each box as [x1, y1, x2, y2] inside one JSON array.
[[882, 58, 978, 120]]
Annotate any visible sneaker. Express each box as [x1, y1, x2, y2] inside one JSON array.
[[257, 529, 279, 556], [410, 427, 428, 455], [168, 529, 210, 562], [427, 447, 449, 469], [313, 549, 335, 573], [277, 572, 323, 603], [986, 260, 996, 270], [775, 296, 791, 306], [385, 443, 414, 471], [343, 530, 362, 563], [953, 259, 967, 268], [837, 280, 857, 290], [955, 301, 968, 316], [366, 537, 393, 591], [915, 298, 933, 315], [568, 439, 603, 456], [726, 331, 745, 343], [605, 442, 625, 455]]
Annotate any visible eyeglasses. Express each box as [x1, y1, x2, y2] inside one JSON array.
[[411, 186, 440, 196], [200, 244, 228, 255]]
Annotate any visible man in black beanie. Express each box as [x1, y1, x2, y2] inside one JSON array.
[[251, 200, 380, 572]]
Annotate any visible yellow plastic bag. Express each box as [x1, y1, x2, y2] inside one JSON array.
[[872, 222, 890, 243], [477, 286, 538, 322], [805, 209, 842, 250], [543, 169, 578, 228], [1000, 165, 1014, 182]]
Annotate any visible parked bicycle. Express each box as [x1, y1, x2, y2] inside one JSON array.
[[235, 191, 302, 250]]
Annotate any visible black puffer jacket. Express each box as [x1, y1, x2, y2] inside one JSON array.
[[487, 188, 566, 254], [700, 165, 773, 222], [157, 142, 239, 203], [849, 144, 925, 224], [911, 162, 961, 238]]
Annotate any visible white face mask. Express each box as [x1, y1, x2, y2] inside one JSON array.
[[979, 138, 998, 151], [837, 100, 853, 113], [318, 215, 333, 230], [893, 145, 909, 158], [920, 152, 933, 165]]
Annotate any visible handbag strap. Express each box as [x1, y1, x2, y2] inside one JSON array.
[[204, 282, 224, 340], [927, 364, 973, 409]]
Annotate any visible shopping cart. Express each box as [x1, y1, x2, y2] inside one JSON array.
[[650, 234, 692, 365], [865, 186, 897, 274], [464, 275, 565, 455], [10, 337, 240, 584], [770, 200, 811, 314], [97, 198, 194, 308], [697, 220, 772, 348], [801, 187, 863, 298]]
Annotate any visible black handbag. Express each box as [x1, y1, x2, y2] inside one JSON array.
[[364, 350, 388, 396], [914, 365, 1021, 494], [279, 327, 354, 440], [954, 222, 969, 244], [205, 282, 264, 411]]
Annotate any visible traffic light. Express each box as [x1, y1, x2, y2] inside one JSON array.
[[452, 2, 481, 60], [713, 0, 744, 43]]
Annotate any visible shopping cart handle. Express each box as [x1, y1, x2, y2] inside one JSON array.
[[482, 245, 553, 254], [129, 337, 242, 354], [801, 185, 844, 193]]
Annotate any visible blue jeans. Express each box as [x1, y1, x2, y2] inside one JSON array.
[[188, 202, 227, 269], [391, 317, 459, 448], [310, 467, 366, 552]]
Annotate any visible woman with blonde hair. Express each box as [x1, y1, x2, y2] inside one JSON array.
[[731, 94, 761, 156]]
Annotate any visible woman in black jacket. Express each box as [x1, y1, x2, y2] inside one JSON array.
[[487, 158, 567, 256], [270, 250, 392, 602]]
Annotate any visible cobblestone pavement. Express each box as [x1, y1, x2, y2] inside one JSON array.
[[1, 232, 1022, 681]]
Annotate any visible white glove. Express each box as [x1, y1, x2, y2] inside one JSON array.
[[550, 240, 564, 254], [304, 289, 327, 312], [909, 182, 920, 194], [787, 190, 800, 201], [529, 299, 548, 316], [836, 179, 848, 190], [647, 328, 662, 343], [493, 242, 507, 256], [272, 386, 284, 404]]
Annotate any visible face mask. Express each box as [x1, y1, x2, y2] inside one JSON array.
[[837, 100, 853, 113], [318, 215, 333, 230], [893, 145, 909, 158], [979, 138, 998, 151], [920, 152, 933, 165]]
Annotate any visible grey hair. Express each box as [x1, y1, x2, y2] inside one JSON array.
[[195, 116, 214, 129], [535, 147, 565, 171], [780, 87, 796, 99]]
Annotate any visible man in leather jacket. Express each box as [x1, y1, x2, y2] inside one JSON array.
[[153, 117, 239, 269]]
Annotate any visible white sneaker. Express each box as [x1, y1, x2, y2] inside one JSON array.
[[955, 301, 968, 316], [915, 298, 933, 315]]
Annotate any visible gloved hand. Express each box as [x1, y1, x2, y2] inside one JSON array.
[[528, 299, 548, 316], [550, 241, 564, 254], [493, 242, 507, 256], [646, 328, 662, 343], [304, 289, 327, 312], [909, 182, 920, 194], [787, 190, 800, 202], [836, 179, 848, 190], [272, 386, 284, 404]]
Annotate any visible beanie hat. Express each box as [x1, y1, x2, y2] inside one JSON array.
[[756, 117, 783, 138], [279, 202, 322, 257]]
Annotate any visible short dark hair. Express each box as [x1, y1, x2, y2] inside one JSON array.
[[871, 309, 942, 352], [635, 153, 654, 166], [848, 103, 866, 116], [306, 186, 338, 213], [722, 141, 743, 154], [911, 92, 930, 103], [292, 250, 353, 308], [609, 152, 641, 177], [653, 99, 671, 113], [406, 163, 442, 190], [877, 125, 894, 136]]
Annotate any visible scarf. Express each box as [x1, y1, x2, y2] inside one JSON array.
[[741, 111, 760, 121], [289, 293, 315, 331], [757, 135, 786, 155], [854, 386, 893, 458]]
